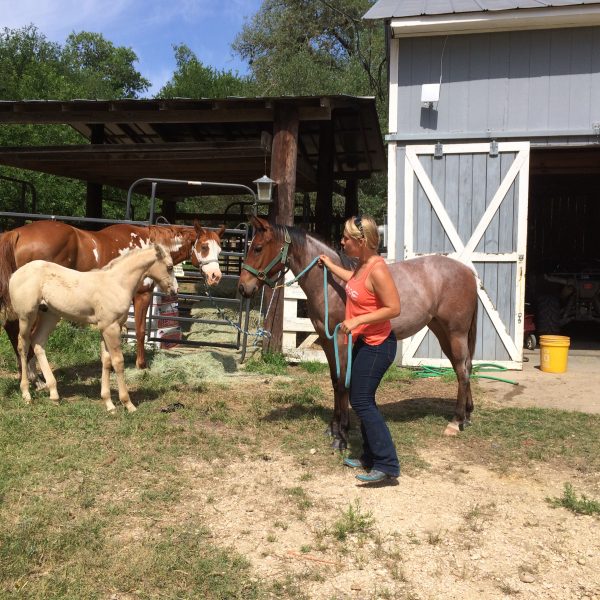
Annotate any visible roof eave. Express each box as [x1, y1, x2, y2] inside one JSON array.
[[386, 5, 600, 37]]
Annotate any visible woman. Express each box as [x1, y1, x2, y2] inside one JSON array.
[[319, 216, 401, 483]]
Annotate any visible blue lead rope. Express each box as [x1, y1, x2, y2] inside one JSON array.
[[278, 257, 352, 388]]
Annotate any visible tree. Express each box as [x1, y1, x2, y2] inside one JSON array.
[[0, 26, 150, 219], [233, 0, 389, 221], [233, 0, 386, 104], [61, 32, 150, 99], [158, 44, 252, 99]]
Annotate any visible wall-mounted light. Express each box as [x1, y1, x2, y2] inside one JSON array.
[[253, 174, 276, 203], [421, 83, 440, 110]]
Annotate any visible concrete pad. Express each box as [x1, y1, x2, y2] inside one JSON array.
[[478, 348, 600, 414]]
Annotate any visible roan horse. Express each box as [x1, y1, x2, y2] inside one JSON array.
[[238, 216, 479, 449], [6, 244, 177, 412], [0, 219, 225, 374]]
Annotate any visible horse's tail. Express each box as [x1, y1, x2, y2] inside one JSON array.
[[0, 230, 18, 317], [468, 290, 478, 363]]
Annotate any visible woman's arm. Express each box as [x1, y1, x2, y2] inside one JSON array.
[[341, 263, 401, 333], [318, 254, 354, 282]]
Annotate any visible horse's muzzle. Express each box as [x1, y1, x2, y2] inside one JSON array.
[[238, 281, 257, 298]]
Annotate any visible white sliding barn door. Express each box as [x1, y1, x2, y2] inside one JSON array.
[[400, 142, 530, 369]]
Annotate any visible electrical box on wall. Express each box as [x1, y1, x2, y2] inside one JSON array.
[[421, 83, 440, 109]]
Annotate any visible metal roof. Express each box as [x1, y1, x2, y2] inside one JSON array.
[[364, 0, 600, 19], [0, 96, 385, 199]]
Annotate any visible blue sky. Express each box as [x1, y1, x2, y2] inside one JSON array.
[[1, 0, 263, 96]]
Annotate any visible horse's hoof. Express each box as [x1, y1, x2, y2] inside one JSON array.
[[330, 439, 347, 451], [126, 404, 137, 413], [324, 427, 333, 437], [34, 379, 48, 391], [443, 422, 461, 436], [464, 419, 472, 428]]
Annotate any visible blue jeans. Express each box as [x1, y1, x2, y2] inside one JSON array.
[[350, 331, 400, 477]]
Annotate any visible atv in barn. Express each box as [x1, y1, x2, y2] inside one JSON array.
[[535, 260, 600, 335]]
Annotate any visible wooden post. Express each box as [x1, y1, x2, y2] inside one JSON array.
[[85, 124, 104, 228], [343, 178, 359, 237], [314, 120, 334, 240], [263, 103, 299, 353]]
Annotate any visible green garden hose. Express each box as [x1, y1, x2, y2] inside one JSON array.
[[414, 363, 517, 385]]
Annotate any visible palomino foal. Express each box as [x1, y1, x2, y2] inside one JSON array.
[[8, 244, 177, 412]]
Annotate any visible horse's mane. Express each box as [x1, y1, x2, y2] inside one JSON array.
[[102, 245, 156, 271], [271, 224, 355, 269]]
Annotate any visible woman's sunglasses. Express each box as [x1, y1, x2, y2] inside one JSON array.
[[354, 216, 364, 238]]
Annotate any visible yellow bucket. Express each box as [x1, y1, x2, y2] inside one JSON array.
[[539, 335, 570, 373]]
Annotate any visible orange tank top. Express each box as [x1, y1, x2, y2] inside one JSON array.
[[345, 256, 392, 345]]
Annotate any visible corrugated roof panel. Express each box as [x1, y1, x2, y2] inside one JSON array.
[[364, 0, 600, 19]]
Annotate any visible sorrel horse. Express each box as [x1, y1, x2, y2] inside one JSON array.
[[238, 216, 478, 449], [7, 244, 177, 412], [0, 219, 224, 374]]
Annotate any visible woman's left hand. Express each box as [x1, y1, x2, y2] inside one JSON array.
[[340, 317, 361, 335]]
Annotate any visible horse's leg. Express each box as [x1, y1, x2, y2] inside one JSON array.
[[132, 290, 152, 370], [4, 319, 43, 387], [99, 338, 117, 412], [428, 319, 470, 436], [30, 313, 61, 403], [101, 322, 136, 413], [321, 337, 350, 450], [17, 317, 34, 403]]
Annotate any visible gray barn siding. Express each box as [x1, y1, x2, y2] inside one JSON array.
[[395, 27, 600, 137], [408, 150, 519, 361]]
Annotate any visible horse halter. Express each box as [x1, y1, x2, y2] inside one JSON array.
[[241, 228, 292, 288]]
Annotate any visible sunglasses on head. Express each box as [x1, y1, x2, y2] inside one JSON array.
[[354, 216, 364, 238]]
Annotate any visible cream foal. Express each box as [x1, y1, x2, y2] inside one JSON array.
[[8, 244, 177, 412]]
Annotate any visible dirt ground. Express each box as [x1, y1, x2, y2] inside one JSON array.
[[172, 349, 600, 600], [184, 445, 599, 600], [480, 347, 600, 415]]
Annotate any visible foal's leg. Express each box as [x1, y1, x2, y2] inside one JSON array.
[[101, 322, 136, 413], [5, 319, 44, 388], [428, 320, 470, 436], [99, 338, 117, 412], [17, 317, 35, 403], [30, 313, 61, 403]]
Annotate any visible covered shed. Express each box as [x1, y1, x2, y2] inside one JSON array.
[[0, 95, 385, 237], [365, 0, 600, 368]]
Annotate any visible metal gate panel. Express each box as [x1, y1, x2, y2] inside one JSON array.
[[401, 142, 530, 369]]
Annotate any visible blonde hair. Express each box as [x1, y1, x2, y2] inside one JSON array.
[[344, 215, 380, 250]]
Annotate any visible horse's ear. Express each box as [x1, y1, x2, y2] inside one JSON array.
[[193, 219, 204, 235], [217, 224, 226, 238], [250, 215, 271, 232], [155, 244, 166, 260]]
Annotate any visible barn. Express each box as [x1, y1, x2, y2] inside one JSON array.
[[365, 0, 600, 368]]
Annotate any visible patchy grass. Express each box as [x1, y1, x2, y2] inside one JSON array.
[[547, 483, 600, 516], [331, 500, 374, 542], [244, 351, 289, 376], [2, 338, 600, 597], [298, 360, 329, 374]]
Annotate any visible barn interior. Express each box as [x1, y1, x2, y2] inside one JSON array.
[[527, 146, 600, 349]]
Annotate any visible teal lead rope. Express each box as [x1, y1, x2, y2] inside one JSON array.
[[277, 257, 352, 388]]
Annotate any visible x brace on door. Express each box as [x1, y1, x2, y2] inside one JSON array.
[[403, 142, 530, 364]]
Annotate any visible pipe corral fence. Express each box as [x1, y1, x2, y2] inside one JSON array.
[[0, 177, 260, 363]]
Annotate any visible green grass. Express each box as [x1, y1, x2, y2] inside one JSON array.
[[244, 351, 289, 375], [297, 360, 329, 374], [547, 483, 600, 516], [2, 334, 600, 597], [382, 364, 418, 382], [331, 500, 374, 541]]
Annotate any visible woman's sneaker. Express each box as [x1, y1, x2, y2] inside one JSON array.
[[343, 457, 368, 469], [355, 469, 396, 483]]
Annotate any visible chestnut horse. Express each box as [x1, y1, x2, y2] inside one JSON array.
[[0, 219, 225, 374], [238, 216, 478, 449], [8, 244, 177, 411]]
